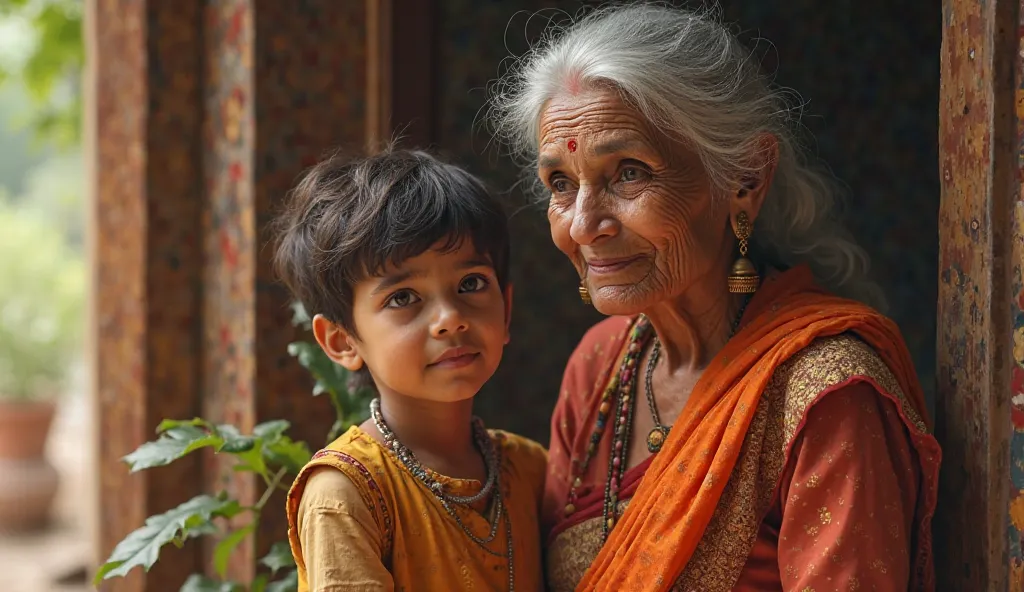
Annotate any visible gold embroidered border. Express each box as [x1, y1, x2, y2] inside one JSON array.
[[672, 333, 920, 591], [547, 500, 631, 592]]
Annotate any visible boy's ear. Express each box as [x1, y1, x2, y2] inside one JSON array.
[[311, 314, 364, 372], [503, 283, 514, 344]]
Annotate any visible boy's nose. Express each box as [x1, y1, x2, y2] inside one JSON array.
[[431, 303, 469, 336]]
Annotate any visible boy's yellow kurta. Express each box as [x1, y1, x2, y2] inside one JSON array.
[[286, 426, 547, 591]]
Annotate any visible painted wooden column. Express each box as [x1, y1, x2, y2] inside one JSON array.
[[91, 1, 207, 589], [201, 0, 370, 580], [92, 0, 446, 585], [935, 0, 1024, 588], [92, 0, 370, 587], [366, 0, 437, 149]]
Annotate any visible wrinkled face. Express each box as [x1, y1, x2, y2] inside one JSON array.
[[537, 87, 734, 315]]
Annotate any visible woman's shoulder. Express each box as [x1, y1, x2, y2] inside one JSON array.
[[763, 333, 927, 438], [771, 333, 900, 400]]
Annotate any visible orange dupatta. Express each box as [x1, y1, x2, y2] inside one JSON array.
[[576, 266, 938, 591]]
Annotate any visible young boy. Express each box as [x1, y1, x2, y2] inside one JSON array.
[[275, 148, 547, 591]]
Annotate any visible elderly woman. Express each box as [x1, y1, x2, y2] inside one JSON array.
[[490, 5, 940, 592]]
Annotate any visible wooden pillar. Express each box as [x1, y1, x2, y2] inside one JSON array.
[[200, 0, 371, 580], [935, 0, 1024, 588], [93, 0, 449, 584], [94, 0, 371, 587], [367, 0, 437, 148], [92, 1, 206, 589]]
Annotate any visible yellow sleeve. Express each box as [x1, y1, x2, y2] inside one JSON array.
[[504, 433, 549, 507], [296, 467, 395, 592]]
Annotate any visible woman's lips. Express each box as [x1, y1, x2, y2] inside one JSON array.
[[586, 255, 643, 275]]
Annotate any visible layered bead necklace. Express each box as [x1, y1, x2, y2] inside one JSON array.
[[369, 398, 515, 591], [563, 298, 750, 541]]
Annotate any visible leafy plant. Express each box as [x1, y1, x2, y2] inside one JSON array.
[[0, 0, 84, 148], [0, 196, 85, 400], [95, 304, 375, 590]]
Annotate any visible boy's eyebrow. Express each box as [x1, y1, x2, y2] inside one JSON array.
[[458, 257, 493, 269], [369, 257, 494, 296], [371, 270, 422, 295]]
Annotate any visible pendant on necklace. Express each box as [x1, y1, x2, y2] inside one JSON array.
[[646, 427, 669, 453]]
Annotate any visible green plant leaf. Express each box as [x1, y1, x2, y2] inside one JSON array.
[[289, 301, 311, 329], [263, 436, 312, 475], [123, 424, 222, 472], [213, 523, 255, 579], [216, 424, 257, 453], [157, 418, 211, 433], [265, 569, 299, 592], [253, 420, 290, 443], [233, 443, 269, 479], [259, 542, 295, 576], [250, 575, 268, 592], [327, 419, 345, 443], [180, 574, 243, 592], [287, 341, 348, 399], [94, 494, 241, 583]]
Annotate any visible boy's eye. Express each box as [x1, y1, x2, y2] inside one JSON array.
[[459, 275, 490, 293], [385, 289, 420, 309]]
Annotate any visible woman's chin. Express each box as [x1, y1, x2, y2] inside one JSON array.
[[590, 286, 652, 317]]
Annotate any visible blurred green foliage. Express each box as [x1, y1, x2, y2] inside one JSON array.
[[0, 0, 83, 148]]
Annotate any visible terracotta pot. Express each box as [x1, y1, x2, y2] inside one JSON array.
[[0, 398, 60, 533]]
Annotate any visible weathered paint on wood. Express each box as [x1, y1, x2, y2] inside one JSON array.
[[92, 0, 369, 586], [91, 1, 206, 589], [1008, 1, 1024, 588], [936, 0, 1021, 588]]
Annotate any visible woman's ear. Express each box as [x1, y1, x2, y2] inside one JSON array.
[[311, 314, 364, 372], [731, 133, 780, 224]]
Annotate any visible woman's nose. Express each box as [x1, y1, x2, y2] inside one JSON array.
[[569, 188, 619, 246]]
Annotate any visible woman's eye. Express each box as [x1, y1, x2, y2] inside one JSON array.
[[385, 290, 419, 308], [552, 178, 569, 193], [619, 166, 649, 183], [459, 275, 489, 293]]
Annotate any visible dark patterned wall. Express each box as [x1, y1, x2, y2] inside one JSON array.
[[722, 0, 941, 420], [436, 0, 940, 441]]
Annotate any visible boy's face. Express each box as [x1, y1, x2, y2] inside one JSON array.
[[313, 239, 512, 404]]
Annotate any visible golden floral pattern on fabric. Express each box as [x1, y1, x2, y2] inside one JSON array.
[[547, 501, 631, 592], [778, 335, 927, 441], [672, 333, 916, 591]]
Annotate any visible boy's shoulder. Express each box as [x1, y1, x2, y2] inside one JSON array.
[[490, 430, 548, 473], [292, 426, 390, 500], [490, 430, 548, 503]]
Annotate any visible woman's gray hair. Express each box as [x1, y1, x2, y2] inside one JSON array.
[[487, 3, 885, 309]]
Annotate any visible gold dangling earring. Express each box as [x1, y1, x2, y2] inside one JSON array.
[[727, 211, 760, 293], [579, 279, 592, 305]]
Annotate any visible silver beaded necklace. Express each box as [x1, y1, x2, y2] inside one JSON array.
[[369, 398, 515, 591]]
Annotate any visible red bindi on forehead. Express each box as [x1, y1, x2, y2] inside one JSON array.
[[568, 138, 578, 153]]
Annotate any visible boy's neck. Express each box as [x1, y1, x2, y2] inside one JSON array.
[[373, 391, 478, 460]]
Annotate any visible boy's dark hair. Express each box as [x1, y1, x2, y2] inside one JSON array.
[[272, 148, 510, 336]]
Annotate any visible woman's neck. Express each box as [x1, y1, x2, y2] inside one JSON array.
[[644, 270, 746, 373]]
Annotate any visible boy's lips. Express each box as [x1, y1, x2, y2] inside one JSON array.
[[429, 346, 480, 368]]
